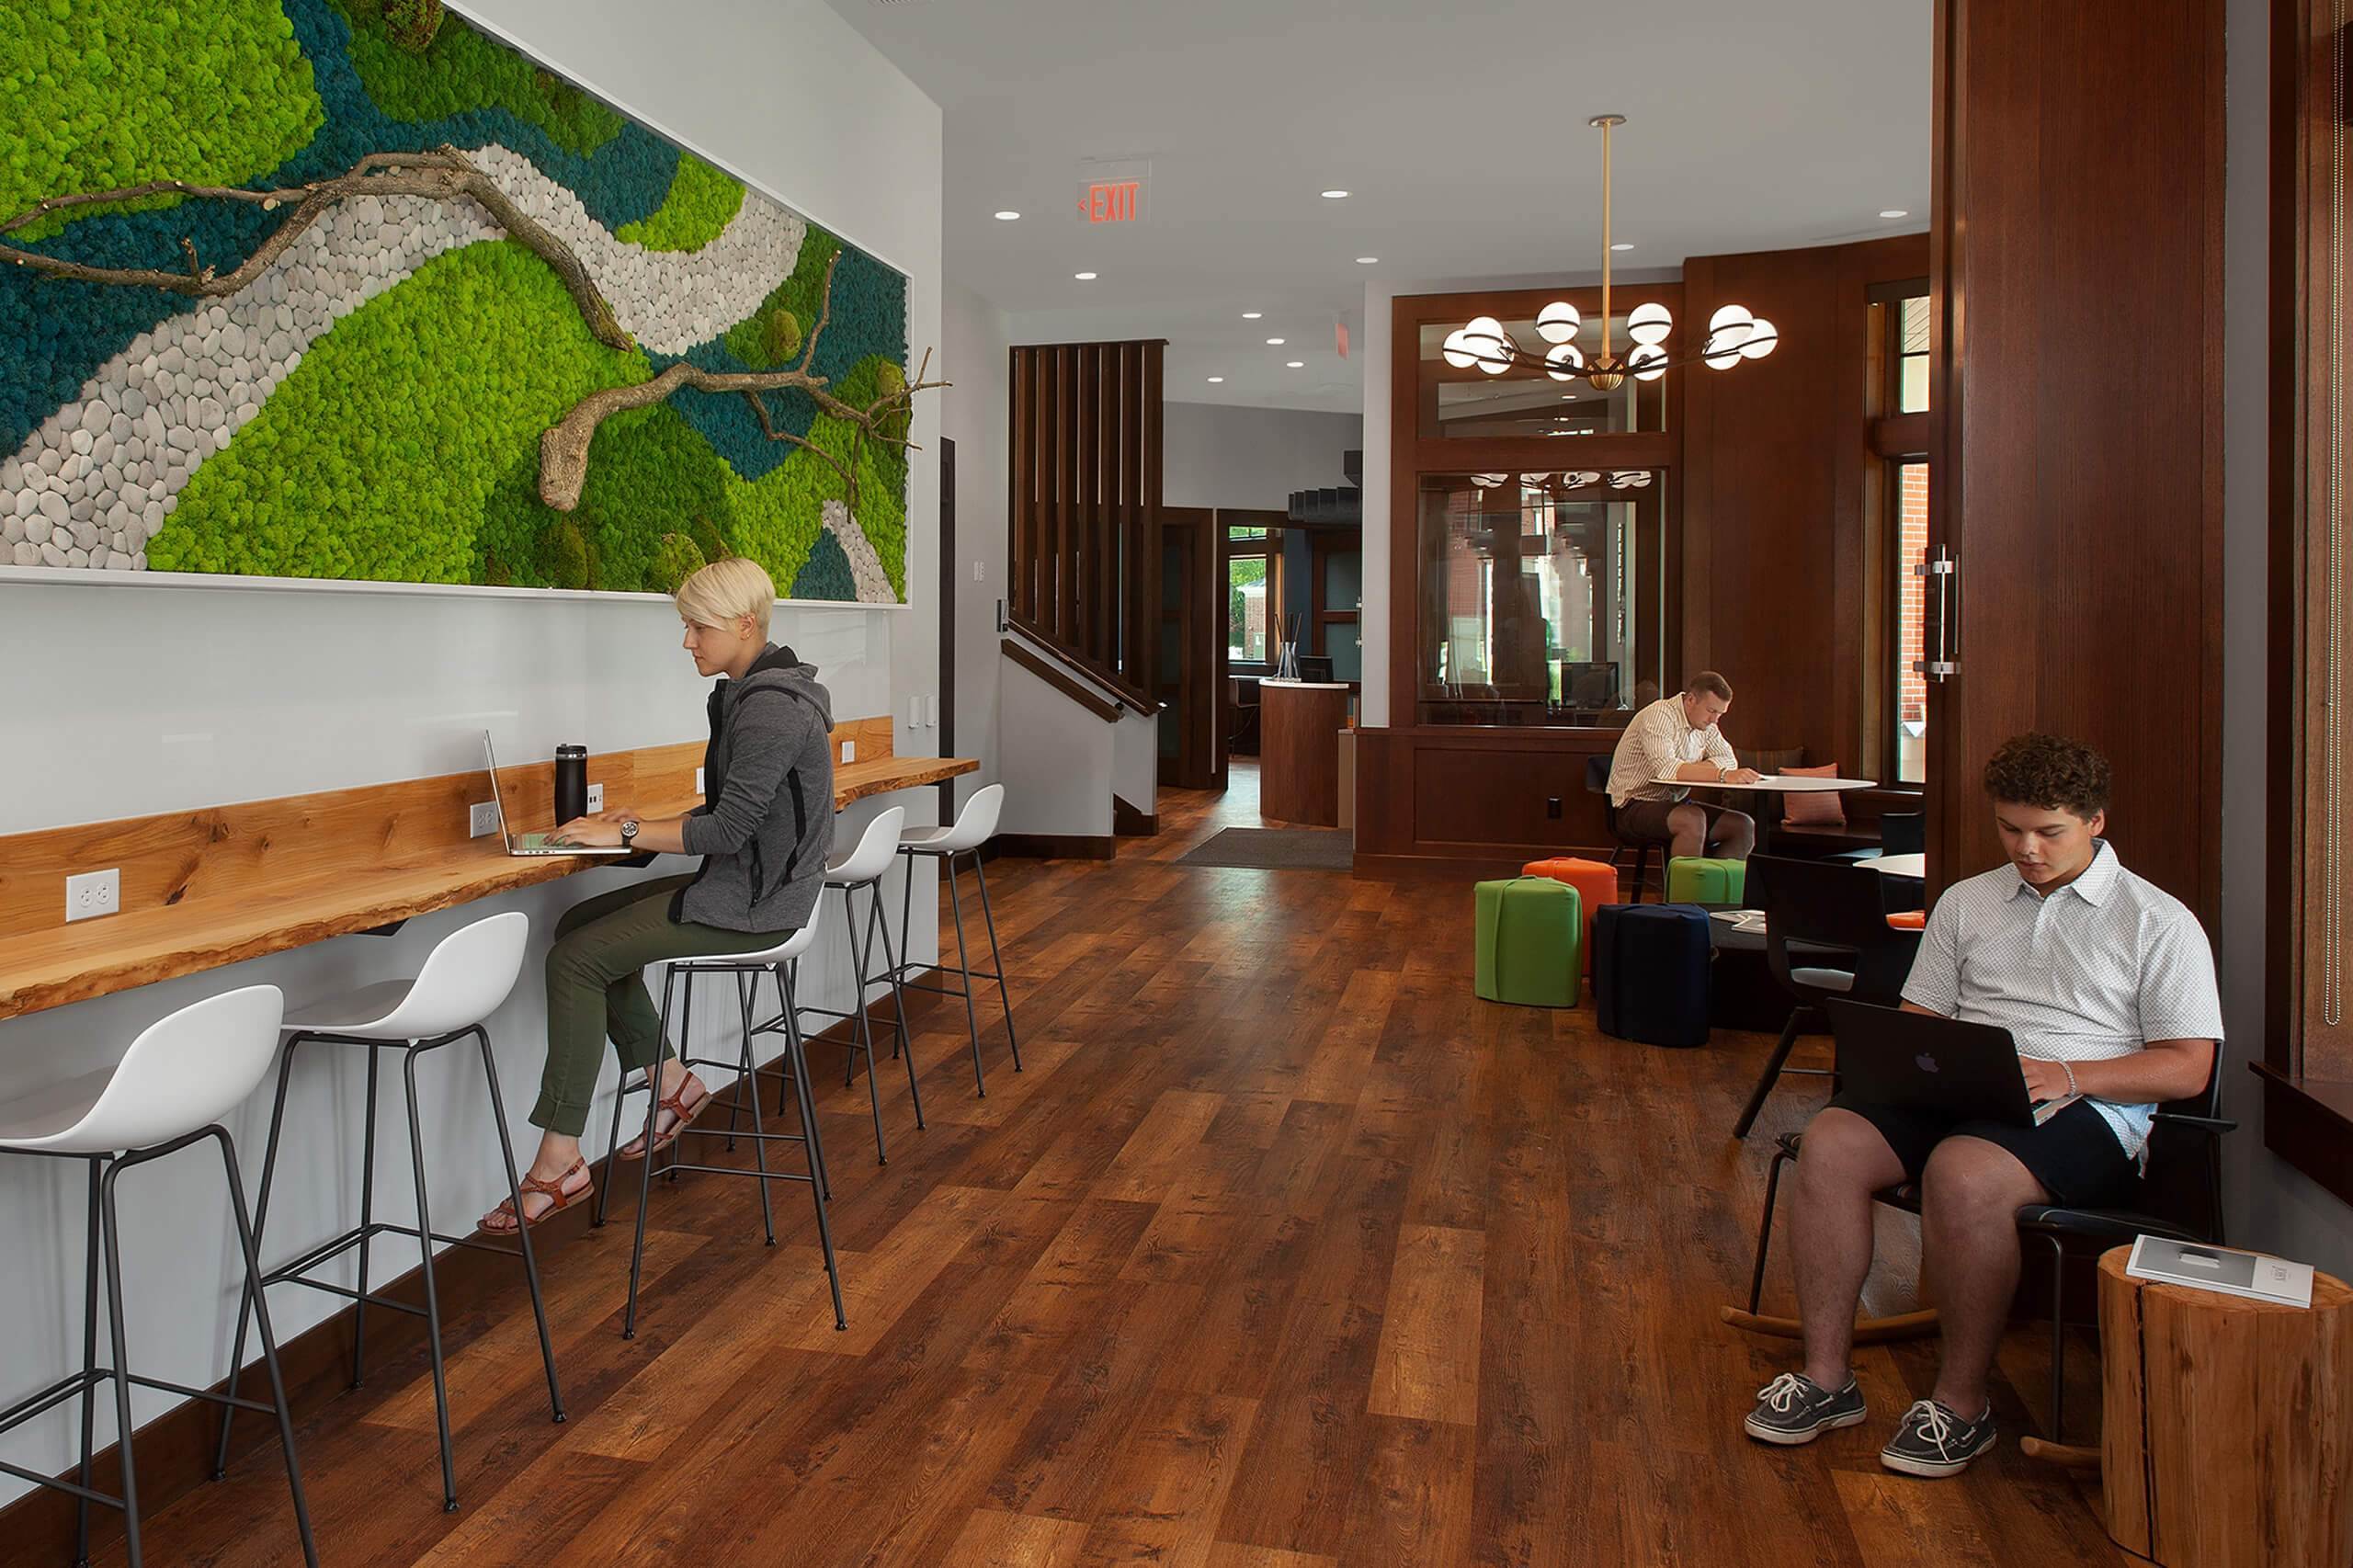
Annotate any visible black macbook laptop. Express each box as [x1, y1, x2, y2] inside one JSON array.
[[1824, 998, 2054, 1129]]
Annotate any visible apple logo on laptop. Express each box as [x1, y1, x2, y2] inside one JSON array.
[[1915, 1053, 1939, 1074]]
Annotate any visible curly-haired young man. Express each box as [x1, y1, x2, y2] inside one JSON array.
[[1742, 733, 2222, 1477]]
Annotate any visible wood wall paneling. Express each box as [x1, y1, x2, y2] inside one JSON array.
[[1928, 0, 2223, 921]]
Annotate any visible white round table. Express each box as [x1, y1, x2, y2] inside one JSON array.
[[1650, 773, 1878, 856], [1853, 852, 1926, 878]]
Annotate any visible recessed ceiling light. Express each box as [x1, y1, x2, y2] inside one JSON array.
[[1074, 271, 1097, 280], [1880, 209, 1910, 219], [1243, 312, 1263, 319], [1356, 256, 1379, 265], [1207, 376, 1224, 383], [1286, 360, 1304, 369], [1610, 242, 1635, 252], [1321, 189, 1350, 199], [994, 210, 1020, 221], [1266, 336, 1285, 345]]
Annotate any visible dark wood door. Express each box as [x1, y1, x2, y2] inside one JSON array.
[[1158, 506, 1222, 790]]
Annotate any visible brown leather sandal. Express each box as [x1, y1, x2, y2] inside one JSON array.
[[619, 1073, 712, 1162], [480, 1157, 592, 1233]]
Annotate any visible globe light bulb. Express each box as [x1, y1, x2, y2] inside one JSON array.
[[1705, 337, 1745, 369], [1629, 343, 1668, 381], [1608, 471, 1654, 489], [1739, 317, 1779, 359], [1442, 329, 1478, 370], [1707, 303, 1754, 349], [1472, 472, 1506, 488], [1536, 301, 1582, 344], [1626, 301, 1673, 346], [1544, 343, 1586, 382], [1466, 315, 1506, 344], [1566, 471, 1602, 488]]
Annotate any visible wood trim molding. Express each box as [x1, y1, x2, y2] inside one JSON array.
[[1006, 611, 1152, 710], [992, 833, 1117, 860], [1003, 638, 1123, 722]]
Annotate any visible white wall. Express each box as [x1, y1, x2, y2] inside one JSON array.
[[939, 282, 1011, 807], [0, 0, 944, 1505], [1162, 401, 1360, 515], [995, 662, 1113, 839], [1112, 707, 1158, 816]]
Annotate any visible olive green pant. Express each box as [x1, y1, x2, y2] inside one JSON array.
[[531, 874, 793, 1138]]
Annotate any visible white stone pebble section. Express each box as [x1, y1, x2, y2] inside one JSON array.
[[0, 143, 899, 600], [824, 497, 893, 604]]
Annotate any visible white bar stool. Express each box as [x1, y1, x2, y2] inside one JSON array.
[[218, 909, 562, 1514], [794, 806, 925, 1162], [0, 984, 316, 1568], [595, 922, 845, 1340], [892, 783, 1022, 1095]]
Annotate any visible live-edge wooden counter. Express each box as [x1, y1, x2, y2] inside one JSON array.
[[0, 724, 974, 1021]]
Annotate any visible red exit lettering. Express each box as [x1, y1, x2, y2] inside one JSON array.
[[1081, 181, 1142, 223]]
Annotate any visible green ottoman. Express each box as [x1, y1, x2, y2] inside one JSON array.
[[1474, 877, 1583, 1007], [1667, 856, 1746, 904]]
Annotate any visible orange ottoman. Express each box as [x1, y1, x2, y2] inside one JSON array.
[[1523, 858, 1620, 972]]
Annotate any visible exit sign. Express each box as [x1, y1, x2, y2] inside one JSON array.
[[1075, 159, 1150, 225]]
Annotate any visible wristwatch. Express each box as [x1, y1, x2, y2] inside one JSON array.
[[620, 819, 640, 847], [1717, 765, 1731, 782]]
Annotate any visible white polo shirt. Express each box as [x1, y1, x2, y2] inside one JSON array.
[[1607, 696, 1738, 807], [1899, 840, 2224, 1158]]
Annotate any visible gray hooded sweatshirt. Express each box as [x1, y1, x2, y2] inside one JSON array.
[[673, 643, 836, 933]]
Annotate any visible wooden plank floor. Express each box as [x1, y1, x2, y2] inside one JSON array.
[[117, 765, 2137, 1567]]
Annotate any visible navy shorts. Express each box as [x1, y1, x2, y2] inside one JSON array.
[[1825, 1095, 2143, 1208]]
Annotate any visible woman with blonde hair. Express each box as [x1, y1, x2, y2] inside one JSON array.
[[482, 556, 835, 1231]]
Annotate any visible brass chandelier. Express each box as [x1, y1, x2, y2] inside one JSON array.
[[1443, 115, 1779, 391]]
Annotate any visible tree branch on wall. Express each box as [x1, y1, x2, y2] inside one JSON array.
[[0, 146, 633, 352], [3, 150, 942, 521], [539, 253, 945, 515]]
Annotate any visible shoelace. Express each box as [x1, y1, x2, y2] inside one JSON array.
[[1902, 1399, 1956, 1452], [1757, 1372, 1816, 1413]]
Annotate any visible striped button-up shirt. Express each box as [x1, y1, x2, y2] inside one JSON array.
[[1607, 696, 1738, 807], [1900, 840, 2224, 1158]]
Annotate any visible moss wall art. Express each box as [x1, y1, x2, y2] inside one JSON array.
[[0, 0, 915, 602]]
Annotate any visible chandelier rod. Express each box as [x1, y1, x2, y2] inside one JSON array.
[[1594, 114, 1622, 365]]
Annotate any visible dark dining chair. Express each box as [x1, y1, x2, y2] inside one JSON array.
[[1586, 754, 1671, 902]]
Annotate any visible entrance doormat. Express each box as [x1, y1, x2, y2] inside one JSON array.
[[1176, 827, 1354, 871]]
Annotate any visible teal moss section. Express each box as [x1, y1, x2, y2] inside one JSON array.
[[330, 0, 622, 157], [0, 0, 323, 241], [616, 154, 745, 254]]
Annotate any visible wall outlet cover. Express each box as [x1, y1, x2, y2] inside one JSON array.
[[470, 801, 500, 838], [841, 740, 856, 763], [65, 868, 120, 922], [972, 560, 985, 582], [586, 782, 604, 813], [695, 766, 706, 794]]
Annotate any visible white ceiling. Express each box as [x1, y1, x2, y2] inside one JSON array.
[[822, 0, 1933, 415]]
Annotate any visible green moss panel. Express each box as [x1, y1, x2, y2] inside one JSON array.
[[328, 0, 623, 157], [0, 0, 324, 241], [616, 153, 745, 254]]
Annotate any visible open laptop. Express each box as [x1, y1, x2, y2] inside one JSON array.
[[1824, 998, 2058, 1129], [482, 732, 631, 857]]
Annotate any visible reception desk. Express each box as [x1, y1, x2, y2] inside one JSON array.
[[1260, 679, 1351, 827]]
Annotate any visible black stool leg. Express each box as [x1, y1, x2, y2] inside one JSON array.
[[597, 965, 675, 1229], [867, 881, 926, 1128], [473, 1027, 564, 1425], [208, 1127, 320, 1567], [96, 1157, 142, 1568], [971, 852, 1021, 1071], [74, 1157, 101, 1568], [212, 1036, 301, 1480], [942, 854, 986, 1094], [782, 993, 847, 1330], [399, 1049, 459, 1511], [2044, 1232, 2067, 1444], [1747, 1144, 1797, 1314], [623, 965, 681, 1340], [841, 889, 891, 1163], [737, 972, 777, 1246], [663, 968, 699, 1187], [351, 1046, 382, 1388], [1733, 1010, 1811, 1140], [779, 965, 831, 1202]]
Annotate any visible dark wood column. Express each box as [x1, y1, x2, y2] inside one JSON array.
[[1925, 0, 2226, 920]]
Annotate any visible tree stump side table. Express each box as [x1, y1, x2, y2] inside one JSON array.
[[2099, 1245, 2353, 1567]]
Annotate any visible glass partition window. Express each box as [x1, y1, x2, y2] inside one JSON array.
[[1418, 312, 1670, 438], [1895, 294, 1930, 414], [1415, 472, 1663, 726], [1892, 461, 1929, 781]]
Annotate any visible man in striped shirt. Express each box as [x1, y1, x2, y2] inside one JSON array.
[[1604, 671, 1762, 859], [1744, 733, 2223, 1478]]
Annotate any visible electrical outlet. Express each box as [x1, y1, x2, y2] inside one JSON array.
[[841, 740, 856, 763], [972, 560, 985, 582], [1547, 797, 1563, 820], [469, 801, 500, 838], [586, 782, 604, 813], [694, 766, 706, 794], [65, 869, 119, 922]]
